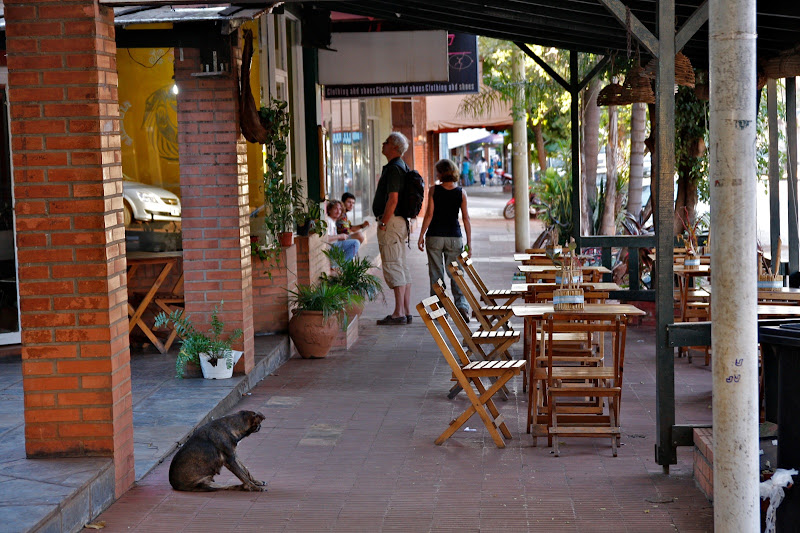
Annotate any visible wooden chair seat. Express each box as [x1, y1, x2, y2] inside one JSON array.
[[418, 296, 525, 448], [457, 252, 520, 306]]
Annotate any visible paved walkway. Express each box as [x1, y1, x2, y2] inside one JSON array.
[[90, 210, 714, 532]]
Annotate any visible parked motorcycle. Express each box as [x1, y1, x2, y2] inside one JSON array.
[[503, 192, 541, 220]]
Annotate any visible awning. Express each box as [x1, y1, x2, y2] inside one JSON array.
[[425, 92, 512, 133]]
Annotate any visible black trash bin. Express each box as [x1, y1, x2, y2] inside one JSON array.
[[758, 323, 800, 531]]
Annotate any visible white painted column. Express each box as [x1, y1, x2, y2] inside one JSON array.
[[511, 48, 530, 252], [709, 0, 760, 530]]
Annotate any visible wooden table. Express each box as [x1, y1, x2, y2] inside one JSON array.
[[517, 265, 612, 284], [127, 251, 183, 354], [673, 265, 711, 322], [757, 305, 800, 319], [511, 282, 621, 293], [513, 253, 595, 261]]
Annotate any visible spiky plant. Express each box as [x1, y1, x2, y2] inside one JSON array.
[[320, 246, 384, 303]]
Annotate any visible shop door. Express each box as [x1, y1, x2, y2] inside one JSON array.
[[0, 88, 20, 345]]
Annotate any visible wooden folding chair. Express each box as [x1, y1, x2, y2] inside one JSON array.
[[418, 296, 526, 448], [457, 251, 520, 306], [447, 262, 516, 333], [432, 279, 520, 399], [530, 313, 627, 456], [154, 271, 185, 353]]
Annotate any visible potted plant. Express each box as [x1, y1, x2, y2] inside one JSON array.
[[320, 245, 384, 318], [154, 304, 243, 379], [287, 281, 356, 358], [294, 195, 327, 238], [263, 175, 296, 248]]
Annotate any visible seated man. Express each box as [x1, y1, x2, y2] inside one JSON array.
[[325, 200, 360, 262], [339, 192, 370, 244]]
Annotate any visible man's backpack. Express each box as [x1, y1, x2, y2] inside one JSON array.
[[394, 163, 425, 219]]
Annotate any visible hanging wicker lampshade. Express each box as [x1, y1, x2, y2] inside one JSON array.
[[622, 64, 655, 104], [642, 52, 696, 88], [597, 82, 632, 106], [674, 52, 695, 88]]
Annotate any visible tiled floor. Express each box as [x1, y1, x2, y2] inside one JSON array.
[[90, 213, 714, 532]]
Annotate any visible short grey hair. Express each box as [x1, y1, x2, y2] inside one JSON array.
[[386, 132, 409, 155]]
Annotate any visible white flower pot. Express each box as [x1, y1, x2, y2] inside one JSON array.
[[199, 351, 235, 379]]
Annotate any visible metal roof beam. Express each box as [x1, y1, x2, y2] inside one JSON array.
[[514, 42, 570, 90]]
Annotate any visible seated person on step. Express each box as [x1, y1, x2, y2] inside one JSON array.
[[326, 200, 360, 263]]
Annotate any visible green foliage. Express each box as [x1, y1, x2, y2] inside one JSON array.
[[288, 281, 355, 323], [260, 98, 291, 181], [320, 246, 384, 303], [675, 86, 709, 200], [154, 304, 243, 378], [756, 80, 787, 188], [459, 39, 583, 163], [533, 167, 572, 244]]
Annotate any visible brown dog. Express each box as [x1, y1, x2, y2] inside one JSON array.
[[169, 410, 267, 491]]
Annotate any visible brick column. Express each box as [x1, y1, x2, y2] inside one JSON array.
[[175, 39, 255, 373], [5, 1, 134, 496]]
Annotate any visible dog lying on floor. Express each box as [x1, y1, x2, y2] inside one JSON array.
[[169, 410, 267, 492]]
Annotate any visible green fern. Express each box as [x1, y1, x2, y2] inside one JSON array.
[[154, 304, 242, 378]]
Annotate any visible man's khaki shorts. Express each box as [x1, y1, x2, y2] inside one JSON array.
[[377, 216, 411, 289]]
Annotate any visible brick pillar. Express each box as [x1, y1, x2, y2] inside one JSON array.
[[296, 234, 329, 286], [5, 1, 134, 496], [175, 38, 255, 373]]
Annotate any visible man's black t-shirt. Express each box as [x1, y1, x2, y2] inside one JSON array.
[[372, 157, 408, 218]]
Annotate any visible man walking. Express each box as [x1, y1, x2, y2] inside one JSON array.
[[372, 132, 412, 325], [476, 156, 488, 187]]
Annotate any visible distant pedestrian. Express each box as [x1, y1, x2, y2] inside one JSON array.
[[476, 156, 488, 187], [417, 158, 472, 322], [372, 132, 412, 325], [460, 158, 471, 187]]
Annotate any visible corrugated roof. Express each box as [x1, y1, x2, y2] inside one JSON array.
[[0, 4, 272, 31], [113, 5, 269, 25]]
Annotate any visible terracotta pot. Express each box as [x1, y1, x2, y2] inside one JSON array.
[[279, 231, 294, 247], [288, 310, 339, 358], [345, 300, 365, 319], [182, 361, 203, 379]]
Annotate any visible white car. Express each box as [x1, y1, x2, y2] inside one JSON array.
[[122, 179, 181, 226]]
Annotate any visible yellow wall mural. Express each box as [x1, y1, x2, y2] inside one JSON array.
[[118, 23, 267, 211], [118, 42, 180, 195]]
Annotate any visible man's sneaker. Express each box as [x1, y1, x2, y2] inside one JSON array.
[[458, 308, 470, 324], [377, 314, 407, 325]]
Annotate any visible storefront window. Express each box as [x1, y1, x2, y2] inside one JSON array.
[[322, 98, 375, 223], [118, 47, 182, 253]]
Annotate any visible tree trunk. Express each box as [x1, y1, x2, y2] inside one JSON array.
[[582, 78, 601, 235], [532, 121, 547, 172], [627, 102, 647, 215], [600, 105, 618, 235], [674, 170, 699, 236]]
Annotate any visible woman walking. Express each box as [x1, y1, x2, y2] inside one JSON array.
[[417, 158, 472, 322]]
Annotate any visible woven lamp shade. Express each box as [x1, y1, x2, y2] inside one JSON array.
[[622, 65, 655, 104], [643, 52, 696, 88], [596, 83, 632, 106]]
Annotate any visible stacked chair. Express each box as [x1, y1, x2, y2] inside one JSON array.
[[529, 312, 628, 456]]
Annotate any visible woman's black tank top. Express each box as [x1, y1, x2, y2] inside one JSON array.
[[427, 185, 463, 238]]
